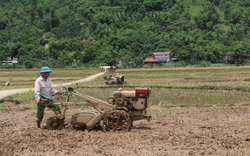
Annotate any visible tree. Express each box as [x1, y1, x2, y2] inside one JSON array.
[[1, 0, 250, 68], [49, 40, 65, 59]]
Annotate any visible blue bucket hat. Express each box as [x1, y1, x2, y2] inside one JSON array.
[[40, 66, 52, 74]]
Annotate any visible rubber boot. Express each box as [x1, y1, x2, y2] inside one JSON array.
[[36, 121, 41, 128]]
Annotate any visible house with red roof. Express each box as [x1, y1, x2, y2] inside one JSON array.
[[143, 58, 157, 64], [143, 52, 171, 65]]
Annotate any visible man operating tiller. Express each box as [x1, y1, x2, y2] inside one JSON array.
[[34, 66, 62, 128]]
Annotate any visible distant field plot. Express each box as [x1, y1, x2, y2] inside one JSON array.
[[0, 68, 97, 90], [114, 67, 250, 90]]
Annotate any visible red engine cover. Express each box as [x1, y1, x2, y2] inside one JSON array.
[[135, 87, 150, 98]]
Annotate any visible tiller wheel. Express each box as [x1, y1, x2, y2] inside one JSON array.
[[102, 110, 131, 132]]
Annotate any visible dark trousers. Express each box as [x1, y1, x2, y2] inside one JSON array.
[[36, 104, 61, 121]]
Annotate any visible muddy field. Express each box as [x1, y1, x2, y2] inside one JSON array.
[[0, 104, 250, 156]]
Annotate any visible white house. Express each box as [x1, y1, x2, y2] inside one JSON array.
[[2, 57, 18, 64], [153, 52, 171, 63]]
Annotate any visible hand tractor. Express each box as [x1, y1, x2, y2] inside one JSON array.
[[40, 87, 151, 132], [103, 73, 125, 85]]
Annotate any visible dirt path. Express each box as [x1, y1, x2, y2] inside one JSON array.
[[0, 72, 105, 100]]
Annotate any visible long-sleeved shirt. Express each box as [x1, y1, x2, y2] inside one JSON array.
[[34, 76, 57, 103]]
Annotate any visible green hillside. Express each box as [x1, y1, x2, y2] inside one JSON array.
[[0, 0, 249, 68]]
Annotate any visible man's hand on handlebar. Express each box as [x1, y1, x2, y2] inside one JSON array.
[[56, 90, 64, 95]]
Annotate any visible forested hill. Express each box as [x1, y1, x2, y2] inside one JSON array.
[[0, 0, 250, 68]]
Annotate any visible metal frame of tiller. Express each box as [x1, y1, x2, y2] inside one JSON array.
[[42, 87, 151, 132]]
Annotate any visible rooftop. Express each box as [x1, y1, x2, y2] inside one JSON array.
[[153, 52, 170, 55], [144, 58, 157, 63]]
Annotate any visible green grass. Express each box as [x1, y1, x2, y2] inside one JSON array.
[[151, 88, 250, 107], [0, 103, 6, 109]]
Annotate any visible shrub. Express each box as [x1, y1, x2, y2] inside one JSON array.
[[198, 60, 211, 67], [175, 60, 188, 67], [24, 60, 34, 69]]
